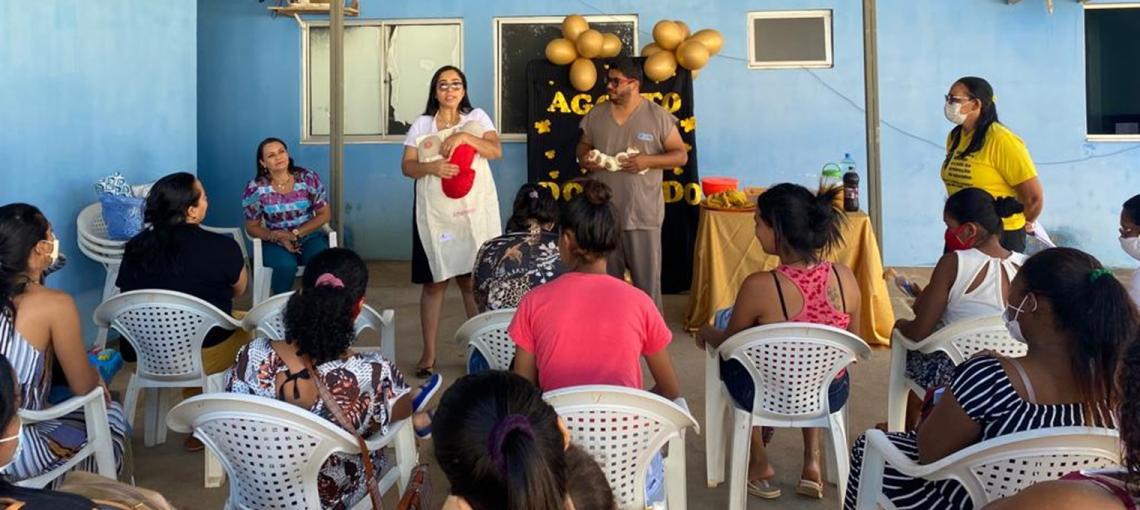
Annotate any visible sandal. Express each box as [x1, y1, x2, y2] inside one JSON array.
[[747, 479, 781, 499], [412, 373, 443, 414], [795, 478, 824, 499], [414, 410, 434, 439], [414, 365, 434, 379]]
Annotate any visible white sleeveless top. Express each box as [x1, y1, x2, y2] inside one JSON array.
[[941, 248, 1028, 325]]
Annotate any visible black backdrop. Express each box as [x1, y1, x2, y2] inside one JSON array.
[[525, 57, 700, 293]]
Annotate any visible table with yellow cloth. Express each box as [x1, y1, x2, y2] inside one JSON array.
[[684, 207, 895, 346]]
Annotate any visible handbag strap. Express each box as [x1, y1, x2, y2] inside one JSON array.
[[303, 358, 384, 510]]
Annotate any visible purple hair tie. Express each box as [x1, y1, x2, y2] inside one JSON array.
[[487, 414, 534, 474], [315, 273, 345, 289]]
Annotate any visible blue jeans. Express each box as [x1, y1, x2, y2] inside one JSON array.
[[263, 233, 330, 295]]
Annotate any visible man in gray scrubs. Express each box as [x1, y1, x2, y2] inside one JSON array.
[[576, 58, 688, 309]]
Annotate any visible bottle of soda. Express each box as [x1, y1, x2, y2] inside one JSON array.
[[841, 153, 859, 212]]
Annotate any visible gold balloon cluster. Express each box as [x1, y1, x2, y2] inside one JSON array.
[[641, 20, 723, 82], [545, 15, 626, 92]]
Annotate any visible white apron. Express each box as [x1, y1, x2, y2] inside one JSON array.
[[414, 125, 501, 282]]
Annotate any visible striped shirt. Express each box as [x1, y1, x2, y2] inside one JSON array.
[[844, 356, 1111, 510], [241, 167, 328, 230]]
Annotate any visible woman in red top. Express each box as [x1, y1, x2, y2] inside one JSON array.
[[697, 184, 861, 500]]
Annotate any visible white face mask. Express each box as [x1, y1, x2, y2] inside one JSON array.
[[49, 239, 59, 265], [944, 101, 967, 125], [1002, 294, 1036, 344], [1121, 236, 1140, 261], [0, 428, 22, 473]]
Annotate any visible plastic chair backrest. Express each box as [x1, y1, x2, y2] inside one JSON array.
[[94, 290, 239, 382], [719, 322, 871, 420], [454, 309, 516, 372], [77, 203, 125, 249], [928, 315, 1026, 364], [242, 291, 395, 360], [916, 427, 1118, 505], [544, 385, 698, 509], [167, 393, 360, 509]]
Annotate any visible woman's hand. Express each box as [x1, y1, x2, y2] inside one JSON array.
[[440, 132, 471, 158], [270, 230, 299, 253], [431, 160, 461, 179]]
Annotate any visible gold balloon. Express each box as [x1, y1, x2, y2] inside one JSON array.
[[652, 20, 685, 51], [600, 33, 622, 58], [575, 29, 604, 58], [641, 43, 664, 57], [545, 38, 578, 65], [569, 58, 597, 92], [676, 39, 710, 70], [562, 15, 589, 42], [675, 20, 691, 39], [690, 28, 724, 55], [643, 50, 677, 82]]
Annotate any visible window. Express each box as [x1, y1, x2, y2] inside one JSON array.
[[303, 19, 462, 143], [1085, 4, 1140, 140], [747, 10, 832, 69], [493, 15, 638, 140]]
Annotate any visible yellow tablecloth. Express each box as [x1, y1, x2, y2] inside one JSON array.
[[683, 207, 895, 346]]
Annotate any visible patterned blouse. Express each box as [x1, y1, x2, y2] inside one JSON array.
[[241, 167, 328, 231], [226, 338, 410, 510], [473, 226, 567, 312]]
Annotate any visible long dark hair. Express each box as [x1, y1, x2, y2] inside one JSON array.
[[1119, 335, 1140, 491], [422, 66, 473, 117], [122, 172, 200, 277], [1018, 248, 1134, 426], [0, 355, 18, 433], [756, 183, 845, 264], [433, 370, 568, 510], [0, 203, 50, 319], [942, 76, 999, 169], [559, 180, 619, 263], [254, 137, 298, 183], [283, 248, 367, 364], [944, 188, 1024, 240], [507, 184, 559, 232]]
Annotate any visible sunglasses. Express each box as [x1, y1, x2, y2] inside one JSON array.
[[606, 77, 635, 88], [944, 94, 976, 105]]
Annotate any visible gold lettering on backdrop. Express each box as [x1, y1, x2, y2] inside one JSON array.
[[639, 92, 664, 103], [562, 181, 584, 201], [662, 92, 683, 113], [570, 94, 594, 115], [538, 181, 561, 200], [547, 92, 570, 113], [597, 94, 609, 105], [685, 182, 703, 205], [662, 181, 684, 203]]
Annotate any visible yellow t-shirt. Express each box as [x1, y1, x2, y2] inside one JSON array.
[[940, 123, 1037, 230]]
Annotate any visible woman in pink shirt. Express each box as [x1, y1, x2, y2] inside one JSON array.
[[510, 180, 680, 400]]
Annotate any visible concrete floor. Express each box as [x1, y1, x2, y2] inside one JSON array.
[[120, 262, 927, 510]]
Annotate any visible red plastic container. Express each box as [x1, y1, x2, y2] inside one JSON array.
[[701, 177, 739, 197]]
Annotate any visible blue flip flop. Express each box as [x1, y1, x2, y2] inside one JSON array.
[[412, 373, 443, 414]]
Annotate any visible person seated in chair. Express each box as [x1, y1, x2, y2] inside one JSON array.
[[843, 248, 1130, 510], [893, 187, 1027, 430], [226, 248, 436, 510], [695, 183, 861, 501], [0, 203, 129, 482]]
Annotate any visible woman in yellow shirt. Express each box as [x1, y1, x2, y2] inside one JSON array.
[[941, 77, 1044, 252]]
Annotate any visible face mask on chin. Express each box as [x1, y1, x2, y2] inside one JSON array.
[[1121, 236, 1140, 262]]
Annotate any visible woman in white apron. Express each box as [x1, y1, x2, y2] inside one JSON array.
[[401, 66, 502, 378]]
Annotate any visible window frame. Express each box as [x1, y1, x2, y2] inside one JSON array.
[[300, 17, 464, 144], [1083, 2, 1140, 142], [492, 14, 639, 142], [746, 9, 833, 70]]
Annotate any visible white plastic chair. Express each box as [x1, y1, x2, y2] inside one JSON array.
[[544, 385, 699, 510], [248, 227, 338, 305], [167, 392, 418, 510], [454, 308, 516, 373], [93, 290, 242, 447], [854, 427, 1121, 510], [14, 387, 117, 489], [886, 316, 1026, 431], [242, 291, 396, 362], [703, 322, 871, 509]]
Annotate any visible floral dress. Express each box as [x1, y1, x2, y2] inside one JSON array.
[[472, 226, 566, 312], [226, 338, 410, 510]]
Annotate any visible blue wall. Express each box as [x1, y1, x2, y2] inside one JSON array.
[[0, 1, 197, 345], [197, 0, 1140, 267]]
